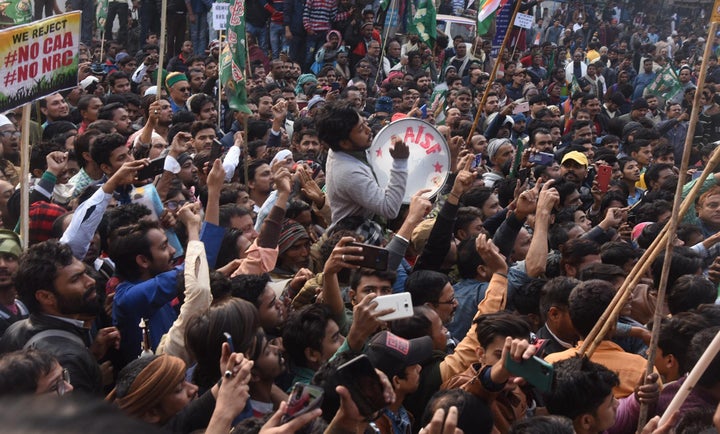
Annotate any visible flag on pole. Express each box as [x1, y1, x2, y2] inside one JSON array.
[[0, 0, 31, 25], [477, 0, 509, 36], [407, 0, 437, 46], [96, 0, 108, 29], [220, 0, 251, 114], [644, 65, 683, 103], [570, 75, 582, 95]]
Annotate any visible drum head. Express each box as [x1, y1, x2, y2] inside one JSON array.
[[368, 118, 451, 204]]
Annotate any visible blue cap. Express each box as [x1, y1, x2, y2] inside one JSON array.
[[512, 113, 527, 123]]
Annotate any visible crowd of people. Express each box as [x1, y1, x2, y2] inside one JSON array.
[[3, 0, 720, 433]]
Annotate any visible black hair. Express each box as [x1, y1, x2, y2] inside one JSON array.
[[560, 238, 600, 275], [688, 326, 720, 388], [390, 305, 435, 340], [512, 278, 547, 319], [457, 236, 486, 279], [348, 268, 396, 290], [230, 273, 272, 308], [16, 240, 75, 314], [90, 133, 127, 167], [97, 102, 125, 121], [568, 279, 615, 337], [650, 246, 702, 289], [474, 312, 531, 348], [405, 270, 450, 305], [420, 389, 494, 434], [544, 357, 619, 421], [282, 304, 336, 369], [539, 277, 580, 322], [667, 275, 717, 315], [510, 415, 575, 434], [218, 203, 251, 228], [107, 220, 161, 279], [0, 349, 57, 397], [578, 263, 625, 283], [654, 312, 709, 375], [315, 100, 361, 151]]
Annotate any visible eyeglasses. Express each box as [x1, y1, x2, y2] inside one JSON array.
[[0, 131, 20, 137], [435, 297, 456, 305], [179, 87, 191, 93], [165, 199, 188, 210], [51, 369, 71, 396]]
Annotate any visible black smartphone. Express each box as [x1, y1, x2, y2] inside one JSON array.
[[336, 355, 387, 419], [528, 152, 555, 166], [281, 383, 324, 423], [136, 156, 166, 180], [331, 82, 341, 91], [348, 242, 389, 271], [210, 139, 224, 161]]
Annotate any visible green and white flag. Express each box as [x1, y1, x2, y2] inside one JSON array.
[[220, 0, 251, 114], [407, 0, 437, 46], [645, 65, 682, 103], [477, 0, 508, 36], [0, 0, 31, 26], [96, 0, 108, 29]]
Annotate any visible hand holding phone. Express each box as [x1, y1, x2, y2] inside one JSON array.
[[596, 164, 612, 193], [336, 355, 387, 419], [136, 156, 166, 180], [504, 355, 554, 393], [348, 242, 389, 271], [281, 383, 324, 423]]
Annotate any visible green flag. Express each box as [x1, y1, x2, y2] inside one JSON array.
[[0, 0, 31, 26], [570, 75, 582, 95], [645, 65, 682, 103], [221, 0, 251, 114], [96, 0, 108, 30], [407, 0, 437, 46]]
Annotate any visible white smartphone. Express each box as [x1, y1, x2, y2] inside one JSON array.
[[513, 101, 530, 114], [373, 293, 414, 321]]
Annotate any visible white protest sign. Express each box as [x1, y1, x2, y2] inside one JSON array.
[[514, 13, 534, 29], [212, 3, 229, 31]]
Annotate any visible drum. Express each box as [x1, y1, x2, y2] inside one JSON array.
[[368, 118, 451, 204]]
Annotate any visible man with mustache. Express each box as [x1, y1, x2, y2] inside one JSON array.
[[0, 231, 26, 335], [0, 240, 119, 395]]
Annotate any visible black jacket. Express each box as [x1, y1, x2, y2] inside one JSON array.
[[0, 313, 103, 395]]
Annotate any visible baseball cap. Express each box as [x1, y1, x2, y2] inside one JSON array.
[[365, 331, 432, 379], [561, 151, 589, 167]]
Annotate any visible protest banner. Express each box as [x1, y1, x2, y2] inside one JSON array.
[[0, 12, 80, 113], [213, 3, 229, 31], [514, 12, 533, 29]]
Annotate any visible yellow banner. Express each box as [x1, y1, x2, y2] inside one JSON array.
[[0, 12, 80, 112], [713, 0, 720, 23]]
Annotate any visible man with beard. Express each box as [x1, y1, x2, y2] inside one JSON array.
[[0, 114, 21, 176], [189, 93, 218, 126], [39, 93, 70, 128], [318, 101, 409, 225], [98, 103, 134, 138], [0, 240, 120, 395], [295, 129, 322, 160], [0, 231, 26, 335], [110, 190, 224, 367], [560, 151, 590, 198]]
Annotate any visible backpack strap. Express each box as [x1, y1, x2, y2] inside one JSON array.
[[23, 329, 85, 349]]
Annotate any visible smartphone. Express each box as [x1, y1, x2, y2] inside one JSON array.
[[336, 355, 387, 418], [513, 101, 530, 114], [504, 355, 554, 393], [210, 139, 224, 161], [282, 383, 324, 423], [136, 156, 166, 180], [223, 332, 235, 353], [596, 164, 612, 193], [471, 153, 483, 169], [420, 104, 427, 119], [348, 242, 389, 271], [373, 293, 413, 321], [528, 152, 554, 166], [331, 82, 341, 91], [692, 171, 703, 180]]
